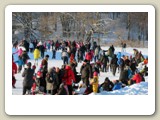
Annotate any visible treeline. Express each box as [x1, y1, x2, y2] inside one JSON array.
[[12, 12, 148, 42]]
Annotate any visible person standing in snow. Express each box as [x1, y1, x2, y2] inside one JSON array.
[[62, 65, 76, 95], [22, 62, 35, 95], [13, 48, 23, 57], [14, 56, 24, 73], [90, 72, 99, 94], [41, 55, 50, 93], [29, 42, 34, 53], [33, 46, 40, 66], [61, 48, 69, 65], [12, 59, 17, 88], [39, 44, 45, 58], [80, 59, 93, 88], [21, 50, 30, 65], [111, 54, 118, 76]]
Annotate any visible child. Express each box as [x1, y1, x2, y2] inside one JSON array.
[[33, 47, 40, 66], [90, 72, 99, 94], [15, 56, 24, 73]]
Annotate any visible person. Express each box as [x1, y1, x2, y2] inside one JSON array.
[[112, 80, 123, 91], [100, 52, 109, 72], [90, 72, 99, 94], [21, 50, 30, 65], [39, 44, 45, 58], [94, 46, 100, 63], [111, 54, 118, 76], [62, 65, 76, 95], [61, 48, 69, 65], [12, 59, 17, 88], [52, 44, 56, 59], [46, 67, 59, 95], [14, 56, 24, 73], [22, 62, 35, 95], [33, 47, 40, 66], [80, 59, 93, 88], [13, 48, 23, 57], [29, 42, 34, 53], [41, 54, 50, 93], [100, 77, 114, 91]]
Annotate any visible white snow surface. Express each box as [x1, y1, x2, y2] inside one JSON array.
[[12, 47, 148, 95]]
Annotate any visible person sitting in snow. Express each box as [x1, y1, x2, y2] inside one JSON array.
[[112, 80, 125, 91], [99, 77, 114, 92]]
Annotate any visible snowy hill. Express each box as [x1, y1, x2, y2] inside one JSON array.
[[12, 47, 148, 95]]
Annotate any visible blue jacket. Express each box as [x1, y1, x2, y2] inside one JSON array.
[[15, 59, 24, 66], [112, 82, 122, 91]]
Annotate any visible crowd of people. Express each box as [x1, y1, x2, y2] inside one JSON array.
[[12, 39, 148, 95]]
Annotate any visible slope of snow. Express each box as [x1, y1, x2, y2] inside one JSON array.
[[12, 47, 148, 95]]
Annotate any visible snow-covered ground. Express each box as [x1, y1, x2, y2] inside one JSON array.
[[12, 47, 148, 95]]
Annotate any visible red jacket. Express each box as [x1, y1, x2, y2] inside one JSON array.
[[85, 52, 93, 61], [132, 73, 142, 83], [62, 65, 75, 85], [12, 61, 17, 76]]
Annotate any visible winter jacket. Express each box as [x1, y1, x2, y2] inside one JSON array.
[[80, 63, 93, 79], [29, 43, 34, 49], [21, 52, 30, 63], [101, 80, 114, 91], [41, 59, 48, 73], [132, 73, 142, 83], [15, 59, 24, 66], [39, 45, 45, 52], [62, 51, 68, 58], [94, 47, 99, 56], [85, 52, 93, 61], [90, 76, 99, 93], [46, 71, 59, 90], [100, 55, 109, 65], [33, 48, 40, 59], [62, 65, 76, 85], [111, 56, 118, 66], [112, 82, 122, 91], [22, 68, 34, 87], [14, 48, 23, 56], [12, 61, 17, 75], [119, 69, 129, 85]]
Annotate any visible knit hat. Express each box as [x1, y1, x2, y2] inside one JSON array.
[[93, 72, 98, 76]]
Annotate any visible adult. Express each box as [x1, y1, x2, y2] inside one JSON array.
[[61, 48, 69, 65], [100, 52, 109, 72], [46, 68, 59, 95], [39, 44, 45, 58], [12, 59, 17, 88], [41, 54, 50, 93], [62, 65, 76, 95], [111, 54, 118, 76], [80, 59, 93, 88], [29, 42, 34, 53], [22, 62, 35, 95]]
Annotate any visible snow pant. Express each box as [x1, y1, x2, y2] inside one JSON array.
[[42, 72, 47, 93], [23, 86, 32, 95], [67, 85, 73, 95], [18, 65, 22, 73], [30, 48, 34, 53], [102, 64, 107, 72], [94, 55, 99, 63], [52, 50, 56, 59], [41, 52, 44, 58], [82, 77, 89, 88], [63, 56, 68, 65], [34, 59, 38, 66], [12, 76, 16, 87]]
